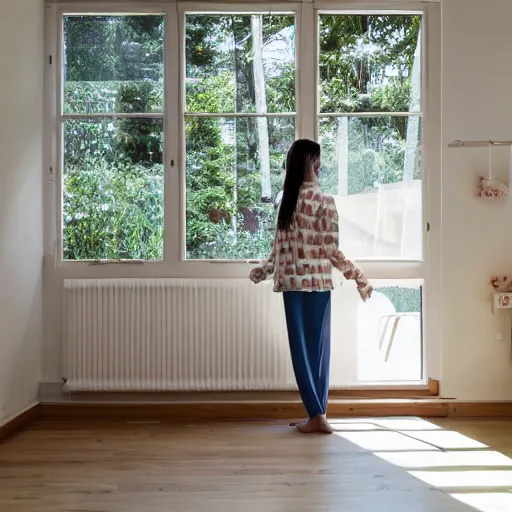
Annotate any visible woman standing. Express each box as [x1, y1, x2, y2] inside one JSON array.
[[250, 139, 373, 434]]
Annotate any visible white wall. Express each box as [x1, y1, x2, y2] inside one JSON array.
[[442, 0, 512, 399], [0, 0, 44, 423]]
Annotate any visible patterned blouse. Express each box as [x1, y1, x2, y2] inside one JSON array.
[[249, 182, 373, 301]]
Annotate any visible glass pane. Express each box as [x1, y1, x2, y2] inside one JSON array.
[[63, 118, 164, 260], [185, 116, 295, 259], [330, 280, 423, 386], [185, 14, 295, 113], [63, 15, 164, 114], [319, 116, 422, 260], [319, 15, 422, 113]]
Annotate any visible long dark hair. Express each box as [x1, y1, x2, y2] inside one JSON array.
[[277, 139, 321, 230]]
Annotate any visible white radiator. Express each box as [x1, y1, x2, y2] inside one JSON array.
[[62, 278, 297, 392]]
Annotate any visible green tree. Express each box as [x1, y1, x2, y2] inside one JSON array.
[[63, 15, 165, 260], [318, 15, 421, 195]]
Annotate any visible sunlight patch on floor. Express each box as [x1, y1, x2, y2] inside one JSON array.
[[332, 418, 512, 512], [402, 430, 489, 450], [376, 449, 512, 469], [410, 470, 512, 489], [329, 422, 382, 431], [334, 430, 441, 452], [451, 492, 512, 512], [365, 418, 444, 431], [329, 418, 443, 431]]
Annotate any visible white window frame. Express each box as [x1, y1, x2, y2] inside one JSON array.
[[47, 2, 178, 269], [44, 0, 441, 387], [306, 3, 442, 385]]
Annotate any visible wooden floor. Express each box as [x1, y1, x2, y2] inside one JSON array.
[[1, 418, 512, 512]]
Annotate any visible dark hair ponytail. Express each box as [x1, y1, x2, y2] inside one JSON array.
[[277, 139, 321, 230]]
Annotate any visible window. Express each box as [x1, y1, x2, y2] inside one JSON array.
[[318, 14, 423, 260], [316, 13, 427, 385], [58, 10, 428, 265], [50, 4, 439, 388], [184, 13, 296, 260], [62, 15, 165, 260]]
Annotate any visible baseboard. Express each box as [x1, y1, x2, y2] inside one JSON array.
[[447, 401, 512, 417], [38, 398, 450, 421], [11, 398, 512, 424], [0, 404, 41, 443], [38, 379, 440, 403]]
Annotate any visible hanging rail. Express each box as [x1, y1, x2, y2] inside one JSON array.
[[449, 140, 512, 148]]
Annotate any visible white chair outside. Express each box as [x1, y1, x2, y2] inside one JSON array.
[[378, 312, 421, 362]]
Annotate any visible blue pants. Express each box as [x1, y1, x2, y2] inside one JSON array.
[[283, 291, 331, 418]]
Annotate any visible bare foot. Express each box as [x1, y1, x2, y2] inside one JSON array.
[[289, 415, 333, 434]]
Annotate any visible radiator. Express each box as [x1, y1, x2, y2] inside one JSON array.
[[62, 278, 297, 392]]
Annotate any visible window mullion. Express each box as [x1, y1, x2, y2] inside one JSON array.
[[45, 3, 58, 259], [165, 5, 181, 264], [61, 113, 164, 120], [318, 112, 422, 118], [183, 113, 295, 118], [298, 2, 317, 141]]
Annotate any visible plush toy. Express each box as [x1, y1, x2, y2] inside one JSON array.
[[490, 276, 512, 293]]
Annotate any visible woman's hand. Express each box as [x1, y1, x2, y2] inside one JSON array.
[[250, 267, 266, 284], [358, 284, 373, 302]]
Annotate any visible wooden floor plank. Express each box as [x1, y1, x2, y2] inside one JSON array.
[[4, 417, 512, 511]]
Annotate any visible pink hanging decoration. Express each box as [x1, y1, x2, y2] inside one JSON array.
[[477, 176, 508, 198], [490, 276, 512, 292], [477, 144, 508, 199]]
